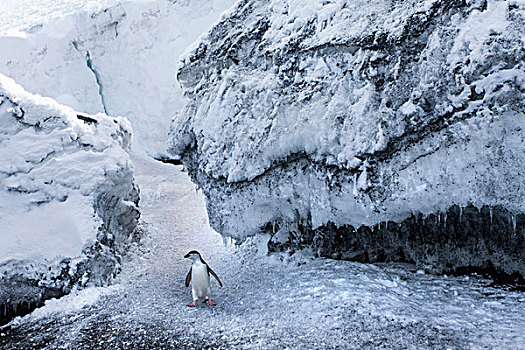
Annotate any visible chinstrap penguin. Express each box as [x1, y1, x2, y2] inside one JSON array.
[[184, 250, 222, 306]]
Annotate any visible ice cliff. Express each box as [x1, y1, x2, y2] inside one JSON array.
[[0, 73, 140, 325], [0, 0, 235, 156], [169, 0, 525, 280]]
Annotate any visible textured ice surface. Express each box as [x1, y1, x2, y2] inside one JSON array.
[[169, 0, 525, 276], [0, 0, 120, 34], [0, 73, 139, 324], [0, 0, 236, 156], [1, 155, 523, 349]]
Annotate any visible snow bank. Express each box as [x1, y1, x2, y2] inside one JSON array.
[[0, 0, 236, 157], [169, 0, 525, 278], [0, 73, 139, 325]]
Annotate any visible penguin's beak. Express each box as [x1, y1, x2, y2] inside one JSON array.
[[184, 253, 191, 259]]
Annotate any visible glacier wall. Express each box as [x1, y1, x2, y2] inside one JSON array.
[[0, 73, 140, 325], [169, 0, 525, 279], [0, 0, 235, 156]]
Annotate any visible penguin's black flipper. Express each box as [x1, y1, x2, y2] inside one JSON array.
[[207, 266, 223, 287], [185, 268, 192, 287]]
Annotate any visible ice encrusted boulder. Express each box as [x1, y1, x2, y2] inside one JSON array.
[[0, 73, 140, 325], [169, 0, 525, 279]]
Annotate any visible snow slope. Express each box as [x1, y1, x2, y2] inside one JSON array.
[[0, 73, 139, 325], [169, 0, 525, 278], [0, 0, 236, 156]]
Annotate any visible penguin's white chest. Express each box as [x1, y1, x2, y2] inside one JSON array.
[[191, 261, 210, 299]]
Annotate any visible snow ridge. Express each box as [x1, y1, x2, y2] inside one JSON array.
[[0, 73, 140, 325]]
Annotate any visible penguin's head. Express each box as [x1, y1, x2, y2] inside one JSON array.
[[184, 250, 202, 261]]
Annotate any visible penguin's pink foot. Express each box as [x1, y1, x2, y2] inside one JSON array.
[[207, 299, 216, 306], [187, 301, 197, 307]]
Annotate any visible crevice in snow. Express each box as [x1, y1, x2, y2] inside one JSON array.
[[71, 40, 108, 115], [154, 156, 182, 166], [84, 51, 108, 115]]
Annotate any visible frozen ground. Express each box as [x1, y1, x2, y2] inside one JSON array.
[[0, 154, 523, 349]]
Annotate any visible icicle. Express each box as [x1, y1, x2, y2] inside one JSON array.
[[512, 214, 516, 233], [459, 206, 463, 223], [353, 173, 358, 196], [444, 213, 447, 228], [489, 207, 493, 225], [222, 235, 228, 246]]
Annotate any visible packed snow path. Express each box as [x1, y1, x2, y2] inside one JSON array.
[[1, 155, 524, 349]]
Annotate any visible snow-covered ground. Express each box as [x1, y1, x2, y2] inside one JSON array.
[[0, 1, 524, 348], [0, 0, 235, 156], [1, 156, 523, 349]]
